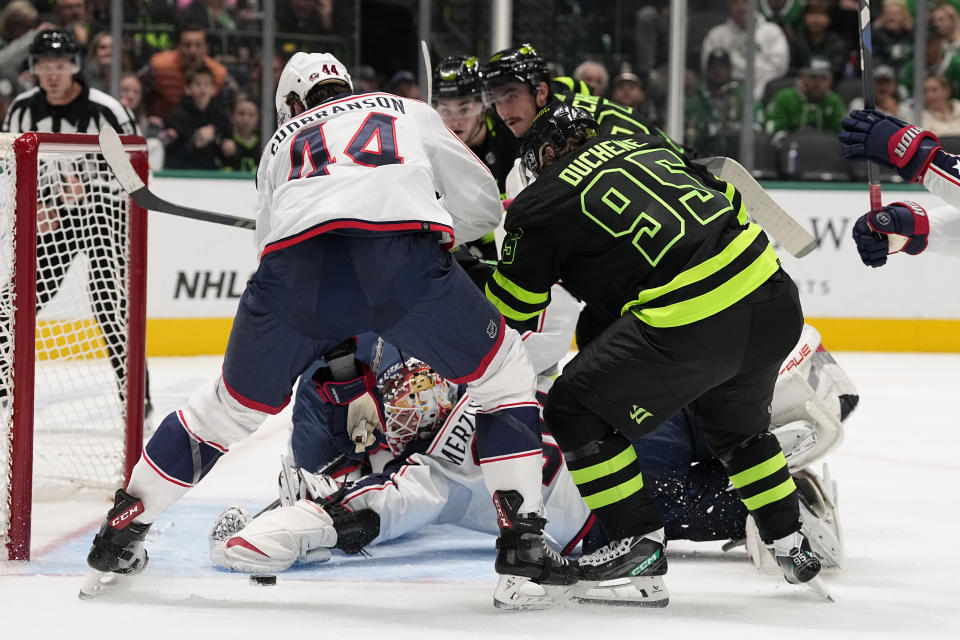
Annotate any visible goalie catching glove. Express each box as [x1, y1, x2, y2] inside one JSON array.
[[838, 109, 942, 183], [851, 201, 929, 267], [313, 361, 386, 455]]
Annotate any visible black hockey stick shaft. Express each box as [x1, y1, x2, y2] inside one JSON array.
[[99, 126, 255, 230], [858, 0, 883, 212]]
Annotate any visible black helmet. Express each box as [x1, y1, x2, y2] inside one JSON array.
[[29, 29, 81, 70], [520, 103, 598, 176], [433, 55, 483, 101], [481, 43, 551, 92]]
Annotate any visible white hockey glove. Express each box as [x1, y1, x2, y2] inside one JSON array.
[[278, 457, 342, 507], [219, 500, 337, 572]]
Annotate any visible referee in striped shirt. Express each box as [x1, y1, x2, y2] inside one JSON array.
[[0, 28, 151, 415]]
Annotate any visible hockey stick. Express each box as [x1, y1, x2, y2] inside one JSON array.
[[349, 336, 385, 451], [857, 0, 883, 213], [421, 40, 432, 104], [98, 125, 255, 230], [698, 156, 818, 258]]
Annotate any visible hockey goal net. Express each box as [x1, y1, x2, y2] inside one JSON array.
[[0, 132, 147, 561]]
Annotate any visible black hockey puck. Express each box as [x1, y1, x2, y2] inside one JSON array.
[[249, 574, 277, 586]]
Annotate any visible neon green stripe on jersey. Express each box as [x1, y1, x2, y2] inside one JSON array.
[[492, 270, 550, 306], [628, 243, 780, 328], [722, 182, 748, 225], [626, 223, 764, 309], [485, 283, 544, 322]]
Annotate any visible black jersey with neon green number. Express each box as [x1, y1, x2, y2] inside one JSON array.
[[486, 134, 781, 330], [553, 88, 681, 153]]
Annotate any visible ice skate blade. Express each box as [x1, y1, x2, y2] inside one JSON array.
[[802, 575, 834, 603], [78, 569, 131, 600], [572, 576, 670, 608], [492, 575, 571, 610]]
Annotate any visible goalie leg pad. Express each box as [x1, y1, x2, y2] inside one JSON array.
[[222, 500, 338, 572]]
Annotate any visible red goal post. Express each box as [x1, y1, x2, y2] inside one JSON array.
[[1, 132, 148, 561]]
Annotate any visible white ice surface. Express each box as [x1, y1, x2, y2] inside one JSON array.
[[2, 352, 960, 639]]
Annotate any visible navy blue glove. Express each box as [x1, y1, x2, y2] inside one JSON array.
[[851, 201, 929, 268], [838, 109, 942, 182], [313, 362, 386, 459]]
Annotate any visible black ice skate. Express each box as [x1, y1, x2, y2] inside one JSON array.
[[768, 530, 833, 601], [79, 489, 151, 599], [492, 490, 578, 610], [574, 529, 670, 607]]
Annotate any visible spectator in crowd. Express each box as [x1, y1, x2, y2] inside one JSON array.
[[920, 72, 960, 135], [221, 97, 260, 173], [931, 2, 960, 50], [873, 0, 914, 75], [82, 31, 111, 92], [900, 27, 960, 100], [137, 23, 236, 122], [385, 69, 420, 99], [610, 64, 659, 124], [702, 0, 790, 99], [847, 64, 915, 121], [573, 60, 609, 97], [766, 55, 846, 140], [126, 0, 178, 69], [278, 0, 334, 33], [760, 0, 806, 42], [0, 1, 55, 92], [790, 0, 849, 81], [53, 0, 90, 47], [119, 71, 165, 169], [353, 64, 380, 93], [685, 48, 749, 151], [163, 65, 234, 170]]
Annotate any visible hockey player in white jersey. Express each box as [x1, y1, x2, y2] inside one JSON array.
[[211, 319, 853, 609], [82, 52, 576, 600], [838, 109, 960, 266]]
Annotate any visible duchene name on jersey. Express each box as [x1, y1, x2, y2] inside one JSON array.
[[269, 94, 407, 154], [556, 137, 645, 187]]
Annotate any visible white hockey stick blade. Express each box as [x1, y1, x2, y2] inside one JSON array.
[[699, 156, 818, 258], [98, 125, 255, 230]]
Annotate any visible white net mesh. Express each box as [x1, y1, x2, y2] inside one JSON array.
[[0, 134, 17, 553], [0, 135, 138, 553]]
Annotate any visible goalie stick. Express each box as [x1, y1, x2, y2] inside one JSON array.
[[698, 156, 818, 258], [98, 125, 255, 229]]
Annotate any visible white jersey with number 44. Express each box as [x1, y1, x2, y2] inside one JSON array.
[[254, 92, 502, 257]]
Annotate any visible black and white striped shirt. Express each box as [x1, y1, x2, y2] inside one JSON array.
[[1, 81, 140, 135]]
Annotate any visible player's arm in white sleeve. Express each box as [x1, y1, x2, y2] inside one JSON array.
[[338, 454, 469, 544], [921, 203, 960, 255], [253, 148, 275, 251], [419, 104, 502, 243], [520, 284, 581, 375]]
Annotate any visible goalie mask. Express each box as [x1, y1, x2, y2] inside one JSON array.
[[276, 52, 353, 126], [379, 358, 455, 456], [520, 103, 598, 176]]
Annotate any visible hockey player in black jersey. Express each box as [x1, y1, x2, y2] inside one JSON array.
[[432, 55, 517, 261], [485, 103, 823, 605]]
